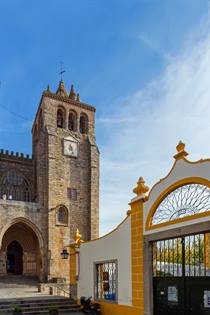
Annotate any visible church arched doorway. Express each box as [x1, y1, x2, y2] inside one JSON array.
[[7, 240, 23, 275], [0, 220, 44, 280]]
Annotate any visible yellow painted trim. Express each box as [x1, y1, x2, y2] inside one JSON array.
[[99, 302, 141, 315], [147, 160, 177, 201], [130, 199, 144, 310], [146, 177, 210, 231], [183, 157, 210, 165], [81, 215, 130, 244], [147, 157, 210, 202]]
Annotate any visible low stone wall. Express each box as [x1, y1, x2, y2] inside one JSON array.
[[38, 282, 71, 298]]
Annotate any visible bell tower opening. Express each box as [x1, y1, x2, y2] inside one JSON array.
[[7, 240, 23, 275]]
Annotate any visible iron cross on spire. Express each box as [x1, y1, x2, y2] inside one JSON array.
[[59, 61, 66, 80]]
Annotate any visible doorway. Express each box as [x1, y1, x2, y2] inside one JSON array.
[[7, 241, 23, 275], [153, 232, 210, 315]]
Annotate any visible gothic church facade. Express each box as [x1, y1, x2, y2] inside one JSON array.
[[0, 81, 99, 281]]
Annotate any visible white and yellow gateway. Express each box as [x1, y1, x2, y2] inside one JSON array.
[[70, 142, 210, 315]]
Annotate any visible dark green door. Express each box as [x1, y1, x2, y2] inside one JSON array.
[[153, 233, 210, 315], [154, 277, 184, 315], [185, 278, 210, 315]]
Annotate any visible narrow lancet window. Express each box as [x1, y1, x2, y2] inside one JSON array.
[[68, 112, 77, 131], [57, 109, 65, 128], [80, 114, 88, 134]]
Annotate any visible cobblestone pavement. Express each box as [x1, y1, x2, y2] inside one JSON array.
[[0, 275, 53, 299], [0, 276, 82, 314]]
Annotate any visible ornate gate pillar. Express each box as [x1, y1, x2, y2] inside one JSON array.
[[129, 177, 149, 314]]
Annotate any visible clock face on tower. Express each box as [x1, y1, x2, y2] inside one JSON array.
[[63, 137, 78, 157]]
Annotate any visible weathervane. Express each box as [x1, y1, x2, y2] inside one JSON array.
[[59, 61, 66, 80]]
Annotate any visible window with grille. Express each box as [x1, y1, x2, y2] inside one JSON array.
[[95, 261, 117, 302], [67, 188, 77, 200]]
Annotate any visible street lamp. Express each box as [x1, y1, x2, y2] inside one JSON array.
[[60, 248, 69, 259]]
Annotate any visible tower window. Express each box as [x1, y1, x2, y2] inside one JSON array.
[[57, 109, 65, 128], [68, 111, 77, 131], [57, 206, 68, 225], [80, 114, 88, 134], [67, 188, 77, 200]]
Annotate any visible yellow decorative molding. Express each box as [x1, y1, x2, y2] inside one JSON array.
[[146, 148, 210, 203], [146, 177, 210, 231], [173, 140, 188, 160]]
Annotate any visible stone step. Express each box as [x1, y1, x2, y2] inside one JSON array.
[[0, 297, 82, 314], [0, 298, 72, 306], [0, 304, 79, 310], [0, 301, 76, 309], [0, 308, 82, 314]]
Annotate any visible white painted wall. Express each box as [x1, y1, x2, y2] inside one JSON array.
[[144, 159, 210, 235], [78, 216, 132, 306]]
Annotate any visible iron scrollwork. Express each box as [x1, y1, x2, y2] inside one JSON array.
[[152, 183, 210, 225]]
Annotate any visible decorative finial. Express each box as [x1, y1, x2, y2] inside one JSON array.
[[47, 84, 51, 92], [174, 141, 188, 160], [133, 177, 149, 196], [76, 93, 80, 102], [69, 84, 76, 100], [56, 80, 68, 97], [74, 228, 84, 246]]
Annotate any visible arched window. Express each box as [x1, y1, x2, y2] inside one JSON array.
[[57, 206, 68, 225], [57, 108, 65, 128], [68, 111, 77, 131], [79, 114, 88, 134], [0, 171, 31, 202], [151, 183, 210, 226]]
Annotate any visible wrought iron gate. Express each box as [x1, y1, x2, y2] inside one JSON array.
[[153, 232, 210, 315]]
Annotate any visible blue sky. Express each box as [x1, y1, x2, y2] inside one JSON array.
[[0, 0, 210, 235]]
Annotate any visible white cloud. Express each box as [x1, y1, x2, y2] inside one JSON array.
[[99, 16, 210, 236]]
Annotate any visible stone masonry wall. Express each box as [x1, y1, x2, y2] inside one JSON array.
[[32, 91, 99, 281]]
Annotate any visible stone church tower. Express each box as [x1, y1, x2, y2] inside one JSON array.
[[0, 80, 99, 282]]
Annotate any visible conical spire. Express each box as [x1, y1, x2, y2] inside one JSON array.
[[69, 84, 76, 100], [56, 80, 68, 97], [47, 84, 51, 92], [76, 93, 80, 102]]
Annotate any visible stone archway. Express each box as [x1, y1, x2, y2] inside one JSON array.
[[0, 220, 43, 280]]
